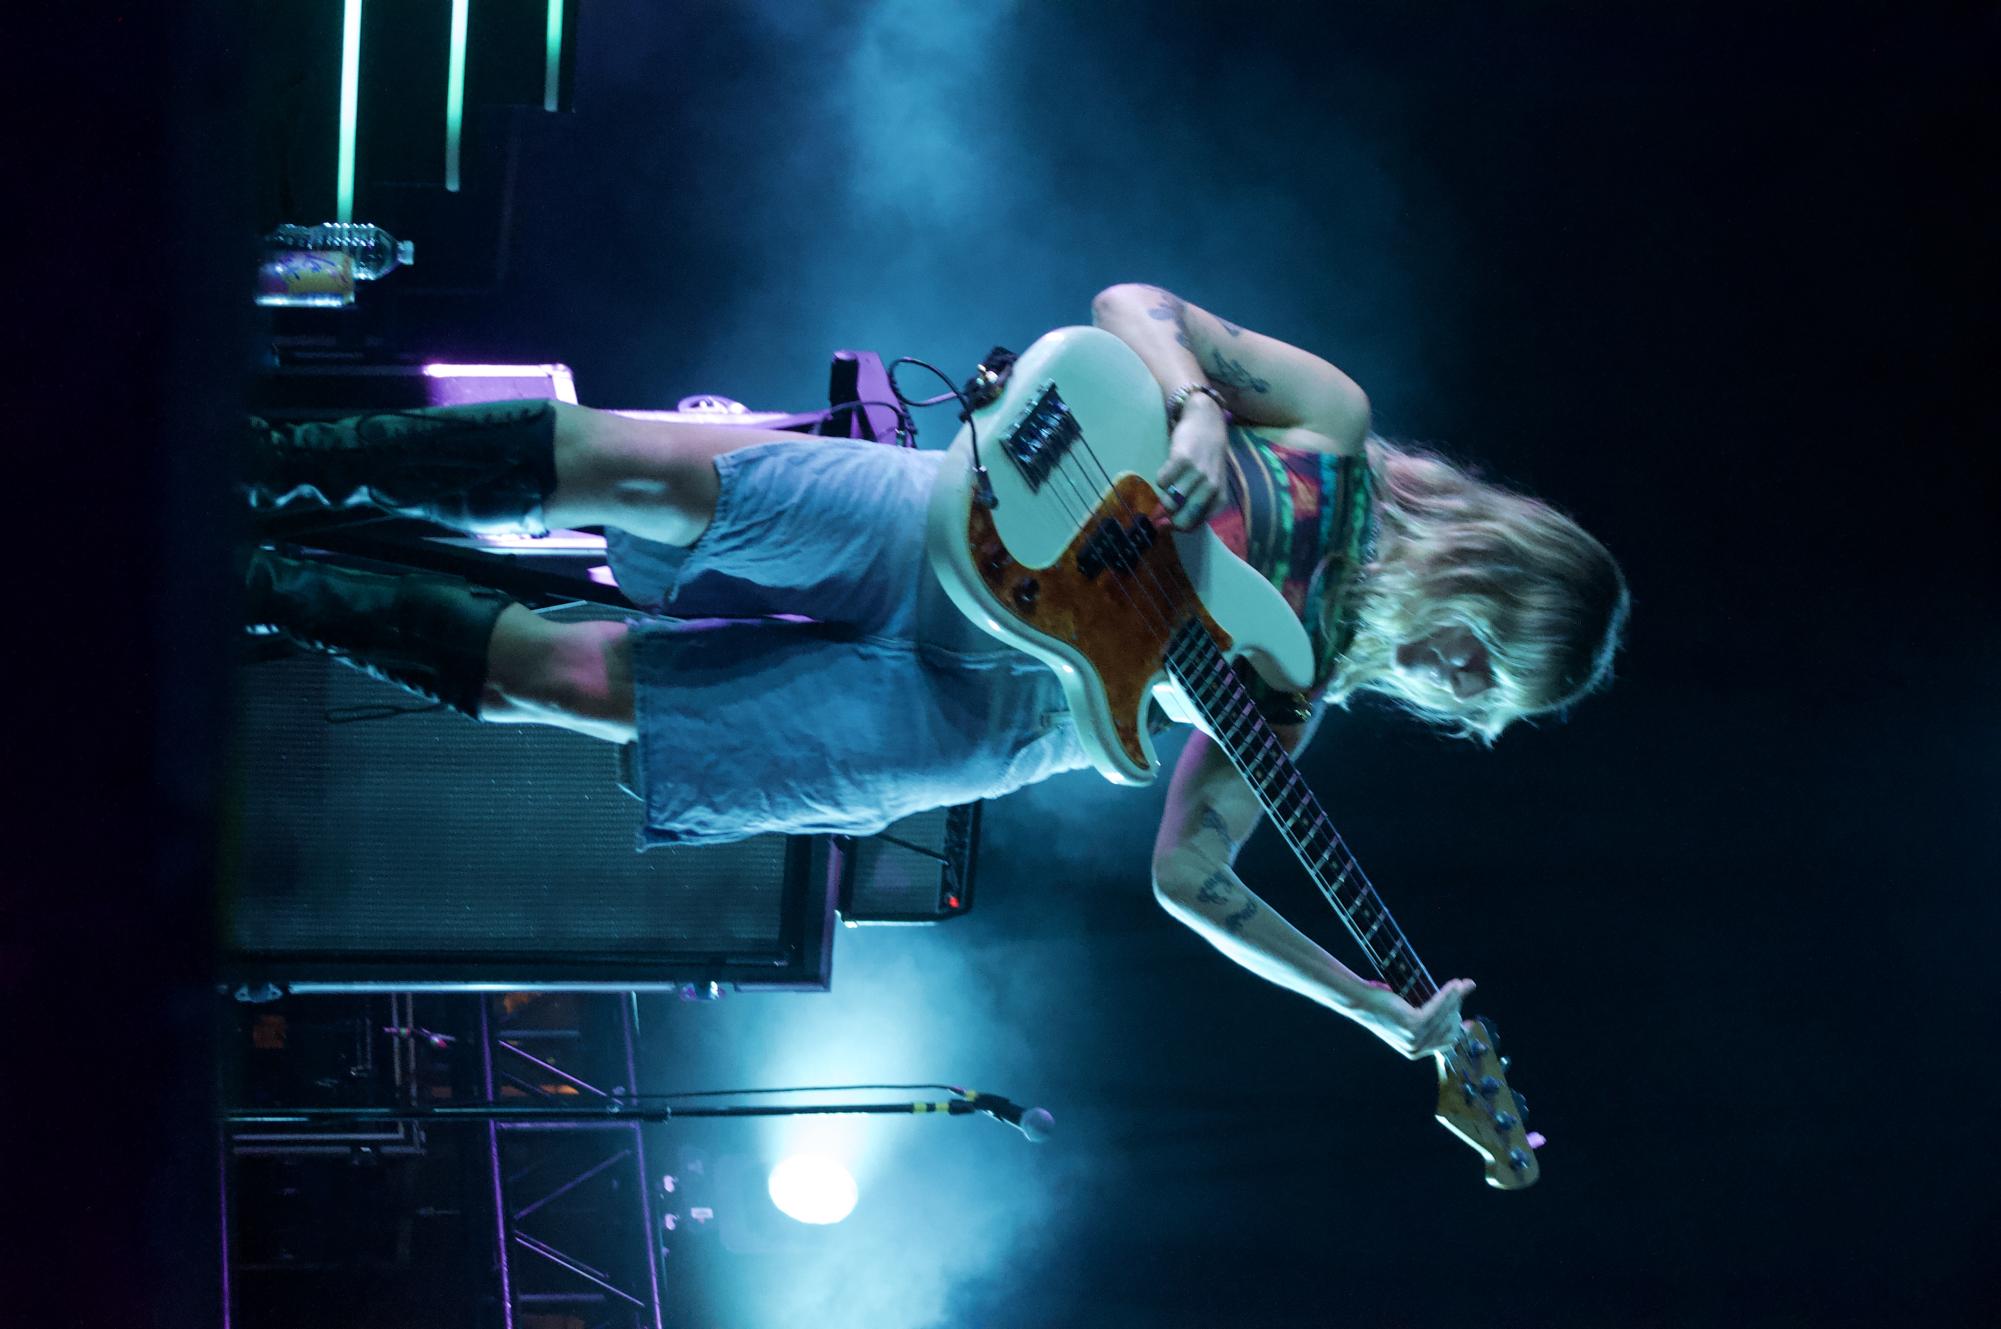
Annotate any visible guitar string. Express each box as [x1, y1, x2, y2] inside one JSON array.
[[1055, 452, 1447, 1018], [1028, 421, 1412, 982], [1023, 439, 1508, 1131], [1035, 416, 1439, 999], [990, 413, 1511, 1132]]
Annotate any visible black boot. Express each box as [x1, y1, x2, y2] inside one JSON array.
[[243, 547, 517, 718], [243, 399, 560, 536]]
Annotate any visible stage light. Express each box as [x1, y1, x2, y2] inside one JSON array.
[[544, 0, 566, 112], [766, 1155, 857, 1226], [446, 0, 468, 192], [337, 0, 362, 222]]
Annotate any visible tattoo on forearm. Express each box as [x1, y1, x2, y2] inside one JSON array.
[[1142, 287, 1194, 351], [1193, 867, 1260, 934], [1205, 348, 1270, 397], [1198, 808, 1238, 848], [1217, 316, 1244, 337]]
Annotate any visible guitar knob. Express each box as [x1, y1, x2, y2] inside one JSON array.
[[1512, 1091, 1529, 1118], [1012, 577, 1040, 609], [1477, 1076, 1501, 1098], [1493, 1112, 1518, 1133], [1508, 1148, 1532, 1172]]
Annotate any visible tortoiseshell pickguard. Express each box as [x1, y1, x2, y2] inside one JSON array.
[[966, 474, 1234, 772]]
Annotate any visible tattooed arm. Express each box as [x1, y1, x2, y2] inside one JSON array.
[[1089, 282, 1371, 455], [1149, 708, 1371, 1010], [1150, 710, 1474, 1059]]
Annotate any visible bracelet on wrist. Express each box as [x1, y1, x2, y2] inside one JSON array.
[[1166, 382, 1230, 427]]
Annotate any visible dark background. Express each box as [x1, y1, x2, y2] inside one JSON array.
[[14, 2, 1997, 1326]]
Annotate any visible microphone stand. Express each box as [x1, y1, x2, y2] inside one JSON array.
[[227, 1088, 1053, 1140], [229, 1099, 975, 1125]]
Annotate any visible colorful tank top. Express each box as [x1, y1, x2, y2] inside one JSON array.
[[1204, 426, 1378, 714]]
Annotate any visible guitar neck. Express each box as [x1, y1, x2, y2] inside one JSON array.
[[1163, 619, 1438, 1007]]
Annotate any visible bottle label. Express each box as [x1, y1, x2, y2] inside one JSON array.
[[254, 249, 356, 307]]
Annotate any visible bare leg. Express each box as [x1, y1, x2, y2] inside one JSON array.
[[541, 401, 812, 547], [478, 605, 637, 744], [483, 404, 824, 740], [492, 405, 831, 737]]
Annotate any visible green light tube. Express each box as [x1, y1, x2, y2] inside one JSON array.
[[544, 0, 566, 112], [446, 0, 469, 192], [337, 0, 363, 222]]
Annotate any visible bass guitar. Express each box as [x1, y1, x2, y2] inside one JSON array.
[[925, 326, 1543, 1188]]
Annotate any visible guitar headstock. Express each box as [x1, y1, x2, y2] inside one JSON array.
[[1433, 1014, 1544, 1190]]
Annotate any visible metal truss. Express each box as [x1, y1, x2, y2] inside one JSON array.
[[221, 991, 665, 1329], [480, 993, 665, 1329]]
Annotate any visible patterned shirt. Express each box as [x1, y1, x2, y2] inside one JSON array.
[[1204, 425, 1378, 714]]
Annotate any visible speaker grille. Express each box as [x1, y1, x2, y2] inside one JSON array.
[[224, 648, 826, 988]]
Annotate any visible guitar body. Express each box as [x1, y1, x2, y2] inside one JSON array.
[[925, 326, 1314, 786]]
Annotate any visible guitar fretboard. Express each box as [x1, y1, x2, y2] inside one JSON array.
[[1163, 618, 1436, 1007]]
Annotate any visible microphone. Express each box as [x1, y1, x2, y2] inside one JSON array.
[[965, 1092, 1055, 1143]]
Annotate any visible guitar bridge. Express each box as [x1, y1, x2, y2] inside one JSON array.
[[1000, 384, 1079, 493]]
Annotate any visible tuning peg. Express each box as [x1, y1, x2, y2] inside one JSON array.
[[1499, 1055, 1511, 1072], [1512, 1091, 1529, 1118], [1477, 1076, 1501, 1098], [1477, 1015, 1500, 1045], [1493, 1111, 1518, 1133], [1466, 1039, 1490, 1060], [1508, 1148, 1532, 1171]]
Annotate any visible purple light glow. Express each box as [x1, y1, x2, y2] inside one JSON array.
[[422, 361, 579, 404]]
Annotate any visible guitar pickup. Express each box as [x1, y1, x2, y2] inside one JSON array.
[[1076, 514, 1156, 580]]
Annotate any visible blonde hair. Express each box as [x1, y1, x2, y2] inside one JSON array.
[[1324, 435, 1630, 744]]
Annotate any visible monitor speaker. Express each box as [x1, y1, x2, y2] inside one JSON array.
[[833, 803, 979, 925]]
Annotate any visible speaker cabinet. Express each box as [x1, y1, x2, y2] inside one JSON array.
[[221, 645, 836, 994], [833, 803, 979, 925]]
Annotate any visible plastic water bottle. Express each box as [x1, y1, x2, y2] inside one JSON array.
[[264, 222, 413, 279], [254, 222, 413, 308]]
